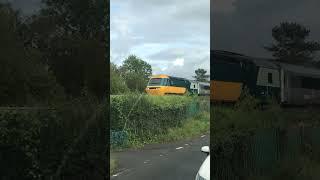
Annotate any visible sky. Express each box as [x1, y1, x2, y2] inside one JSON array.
[[111, 0, 210, 79], [212, 0, 320, 59]]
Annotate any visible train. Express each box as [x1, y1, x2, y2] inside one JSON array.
[[190, 80, 210, 96], [145, 74, 210, 96], [211, 50, 320, 105]]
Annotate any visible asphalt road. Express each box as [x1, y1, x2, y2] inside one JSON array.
[[111, 134, 209, 180]]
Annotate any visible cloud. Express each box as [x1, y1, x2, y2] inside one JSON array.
[[111, 0, 210, 79], [173, 58, 184, 66]]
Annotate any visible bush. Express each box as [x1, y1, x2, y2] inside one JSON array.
[[0, 95, 108, 179], [110, 94, 200, 147]]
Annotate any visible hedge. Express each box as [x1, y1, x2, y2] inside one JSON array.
[[110, 94, 200, 147], [0, 96, 108, 180]]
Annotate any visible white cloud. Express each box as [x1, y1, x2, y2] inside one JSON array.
[[173, 58, 185, 67]]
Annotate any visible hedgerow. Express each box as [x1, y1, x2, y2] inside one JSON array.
[[0, 95, 108, 179], [110, 94, 201, 148]]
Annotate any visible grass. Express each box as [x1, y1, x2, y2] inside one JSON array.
[[151, 111, 210, 143], [112, 111, 210, 151], [110, 157, 117, 175]]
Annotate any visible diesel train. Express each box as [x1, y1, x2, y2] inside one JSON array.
[[145, 74, 210, 96], [211, 50, 320, 105]]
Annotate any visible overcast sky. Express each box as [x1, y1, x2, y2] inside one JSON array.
[[111, 0, 210, 79], [212, 0, 320, 59]]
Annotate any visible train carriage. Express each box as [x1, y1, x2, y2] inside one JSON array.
[[190, 81, 210, 96], [279, 63, 320, 105], [145, 74, 191, 95], [211, 50, 320, 105]]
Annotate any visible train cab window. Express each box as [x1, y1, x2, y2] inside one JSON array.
[[268, 73, 273, 84], [148, 78, 162, 86], [165, 78, 171, 86]]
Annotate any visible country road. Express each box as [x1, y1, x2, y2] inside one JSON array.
[[111, 134, 210, 180]]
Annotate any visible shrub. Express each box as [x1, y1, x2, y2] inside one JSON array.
[[0, 95, 108, 179], [110, 94, 200, 147]]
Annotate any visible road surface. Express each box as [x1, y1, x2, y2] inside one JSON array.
[[111, 134, 209, 180]]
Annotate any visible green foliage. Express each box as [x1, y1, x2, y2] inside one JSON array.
[[234, 87, 261, 111], [41, 0, 106, 40], [265, 22, 320, 64], [0, 1, 108, 179], [193, 68, 209, 82], [0, 4, 66, 106], [120, 55, 152, 79], [0, 96, 108, 179], [13, 0, 108, 100], [0, 109, 43, 179], [110, 63, 129, 94], [119, 55, 152, 92], [163, 112, 210, 142], [110, 157, 117, 175], [110, 94, 204, 149], [211, 98, 320, 179]]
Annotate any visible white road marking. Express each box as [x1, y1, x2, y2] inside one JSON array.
[[176, 147, 183, 150], [112, 168, 131, 177], [160, 154, 163, 156], [112, 169, 128, 177], [185, 144, 189, 146], [144, 160, 150, 163]]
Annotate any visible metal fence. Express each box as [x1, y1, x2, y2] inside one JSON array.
[[212, 127, 320, 179]]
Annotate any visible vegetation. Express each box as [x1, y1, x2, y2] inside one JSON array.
[[111, 55, 152, 93], [110, 63, 130, 94], [211, 92, 320, 179], [158, 112, 209, 142], [110, 157, 117, 175], [0, 0, 108, 179], [265, 22, 320, 65], [0, 95, 108, 179], [110, 94, 207, 149], [193, 68, 210, 82]]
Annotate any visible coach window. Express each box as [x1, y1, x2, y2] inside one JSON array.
[[268, 73, 273, 84]]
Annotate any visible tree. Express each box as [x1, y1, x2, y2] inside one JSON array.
[[0, 3, 65, 106], [110, 63, 129, 94], [17, 0, 108, 100], [120, 55, 152, 79], [265, 22, 320, 64], [120, 55, 152, 92], [193, 68, 209, 82]]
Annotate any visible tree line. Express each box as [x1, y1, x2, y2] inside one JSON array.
[[0, 0, 108, 106]]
